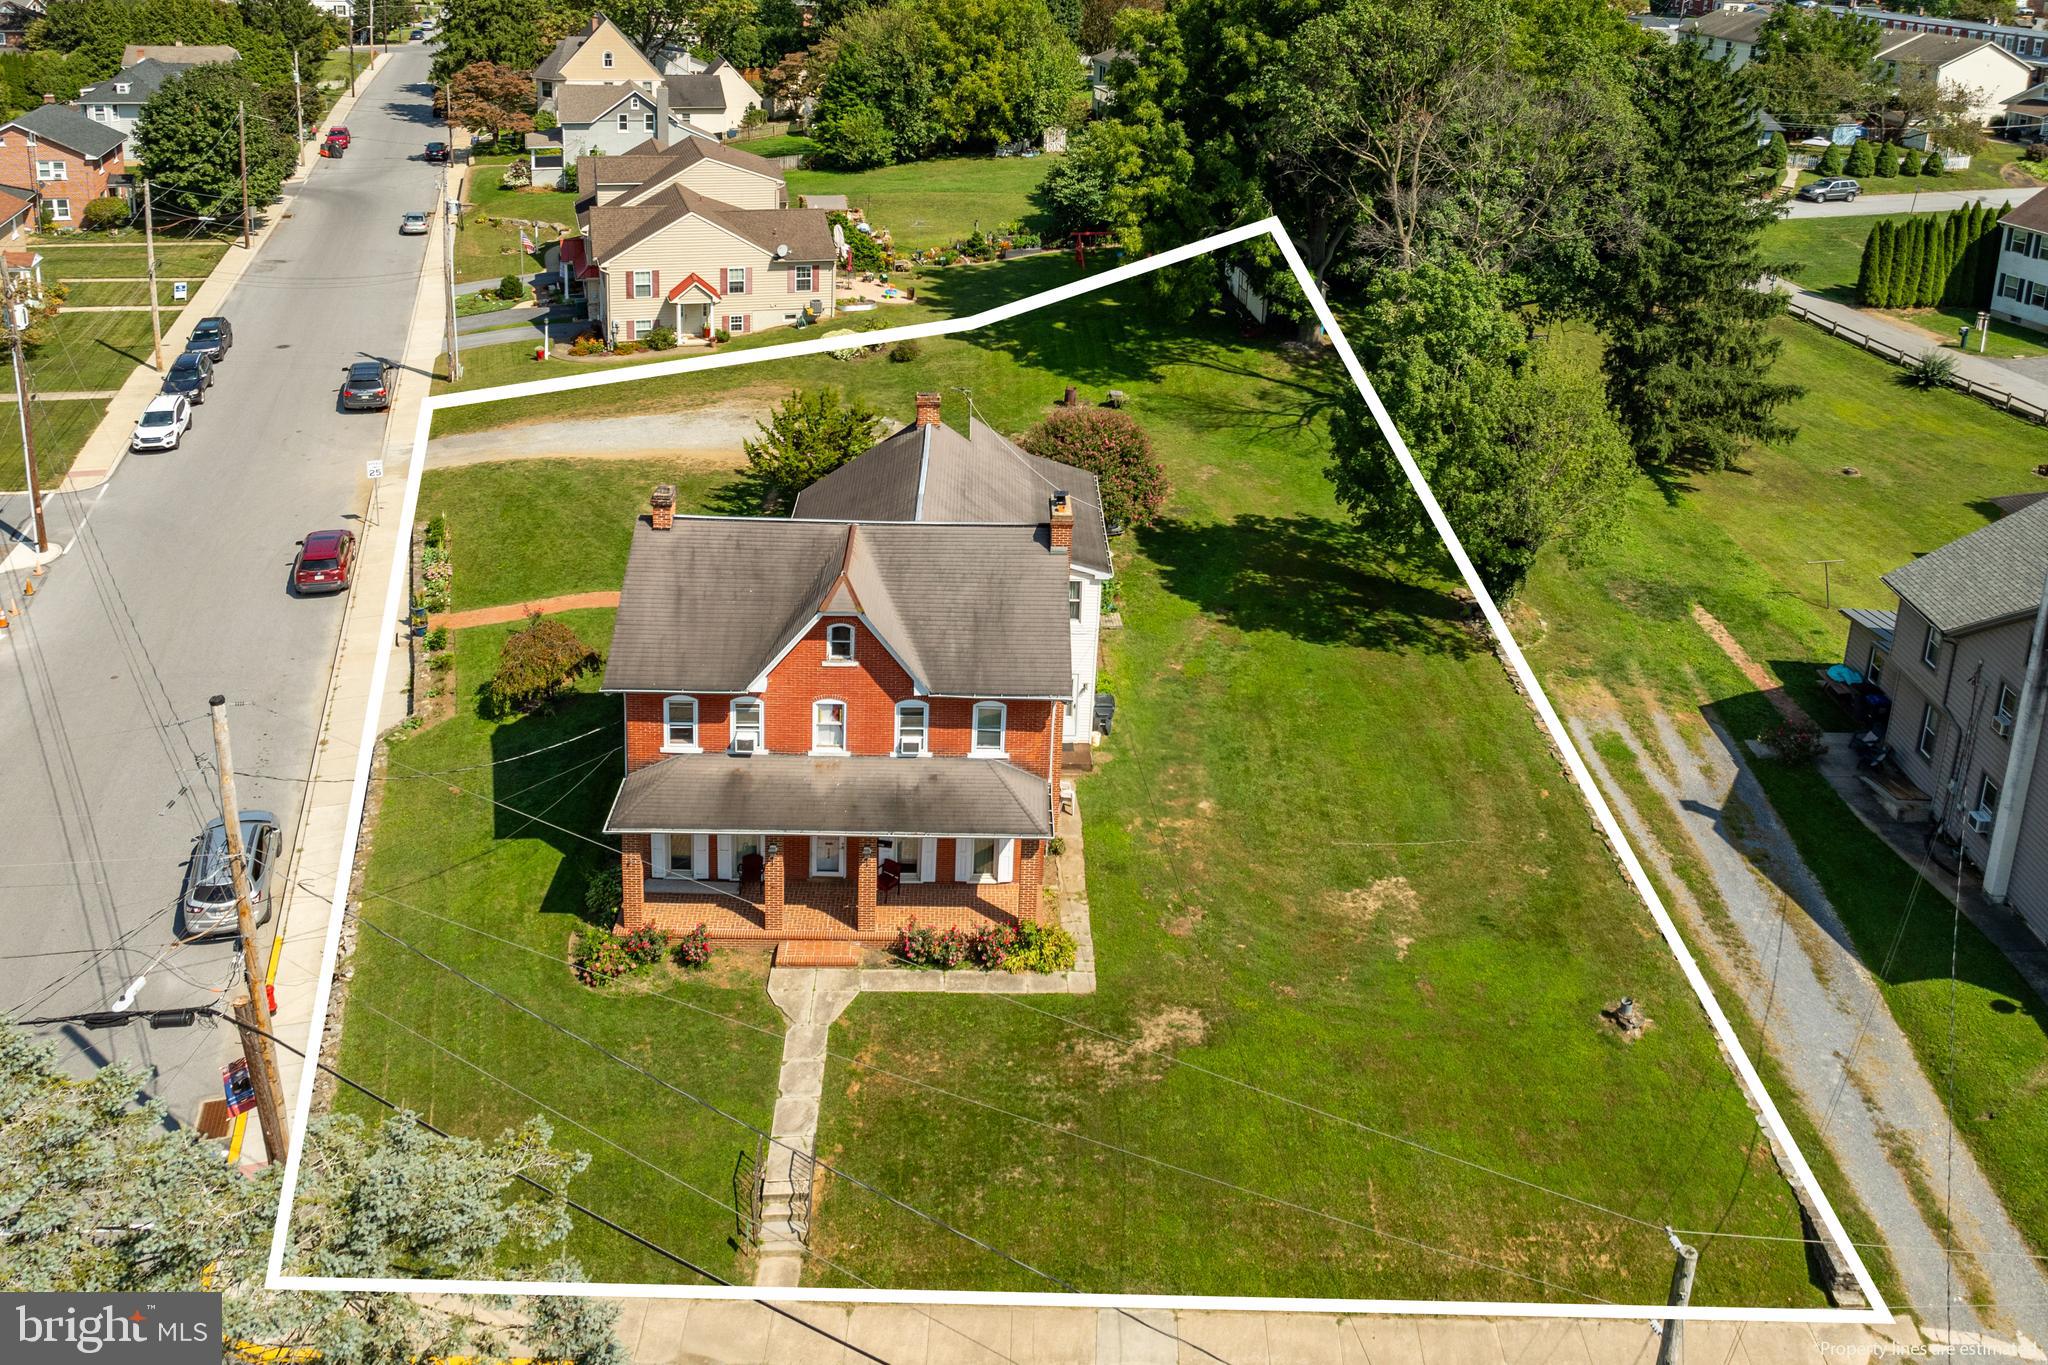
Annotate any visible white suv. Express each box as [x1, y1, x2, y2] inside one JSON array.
[[131, 393, 191, 451]]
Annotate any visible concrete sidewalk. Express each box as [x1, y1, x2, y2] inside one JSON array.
[[1769, 277, 2048, 414], [55, 51, 392, 495]]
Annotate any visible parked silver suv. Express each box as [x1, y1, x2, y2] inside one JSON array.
[[1797, 177, 1862, 203], [179, 813, 280, 939]]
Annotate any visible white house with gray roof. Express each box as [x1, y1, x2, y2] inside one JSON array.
[[72, 56, 224, 157], [1841, 499, 2048, 942]]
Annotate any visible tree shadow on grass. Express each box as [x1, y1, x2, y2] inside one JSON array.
[[480, 686, 622, 928], [1142, 512, 1479, 658]]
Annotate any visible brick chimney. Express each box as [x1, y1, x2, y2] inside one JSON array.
[[649, 483, 675, 530], [1048, 489, 1072, 553], [41, 94, 53, 104], [914, 392, 942, 427]]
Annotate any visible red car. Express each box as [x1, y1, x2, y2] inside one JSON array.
[[293, 529, 356, 595], [326, 126, 351, 149]]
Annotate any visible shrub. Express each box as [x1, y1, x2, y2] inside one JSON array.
[[424, 625, 450, 653], [2025, 143, 2048, 163], [1003, 920, 1078, 973], [1895, 143, 1919, 178], [888, 338, 920, 363], [814, 103, 896, 170], [423, 512, 449, 547], [964, 924, 1008, 970], [572, 930, 635, 986], [1762, 131, 1788, 171], [645, 326, 677, 351], [713, 328, 731, 344], [1018, 405, 1170, 532], [1844, 138, 1875, 178], [569, 336, 604, 356], [892, 921, 970, 969], [614, 340, 646, 355], [557, 164, 579, 192], [620, 925, 667, 965], [672, 923, 712, 969], [498, 159, 531, 188], [1763, 719, 1826, 766], [1902, 350, 1957, 389], [742, 386, 882, 504], [483, 611, 599, 716], [1922, 149, 1944, 176], [82, 197, 130, 231], [1818, 144, 1848, 176], [498, 273, 523, 300], [583, 864, 623, 922]]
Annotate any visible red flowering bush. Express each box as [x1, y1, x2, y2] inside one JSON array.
[[572, 931, 635, 986], [619, 926, 667, 965], [893, 920, 969, 970], [964, 924, 1008, 970], [673, 923, 712, 969], [1018, 406, 1169, 533]]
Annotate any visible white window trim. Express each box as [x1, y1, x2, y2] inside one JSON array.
[[970, 701, 1007, 755], [661, 695, 700, 753], [632, 269, 653, 299], [47, 199, 69, 221], [727, 265, 747, 294], [649, 832, 708, 880], [811, 698, 848, 755], [1922, 623, 1942, 669], [881, 835, 934, 883], [618, 111, 630, 131], [810, 835, 845, 877], [1918, 702, 1939, 760], [894, 700, 930, 756], [795, 264, 813, 291], [824, 621, 856, 664], [729, 696, 765, 755], [1996, 682, 2018, 728], [36, 160, 66, 182], [952, 836, 1015, 884], [1978, 772, 2002, 818], [602, 50, 615, 67]]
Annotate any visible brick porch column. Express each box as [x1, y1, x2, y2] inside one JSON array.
[[855, 836, 878, 933], [1016, 839, 1044, 924], [764, 838, 787, 935], [620, 836, 648, 931]]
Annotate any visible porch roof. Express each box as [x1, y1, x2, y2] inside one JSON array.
[[1840, 606, 1896, 649], [603, 752, 1052, 839]]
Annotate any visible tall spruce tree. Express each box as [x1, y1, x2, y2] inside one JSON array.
[[1918, 216, 1943, 305], [1856, 225, 1880, 305], [1846, 137, 1875, 178], [1896, 217, 1924, 308], [1872, 220, 1898, 307], [1602, 41, 1799, 471]]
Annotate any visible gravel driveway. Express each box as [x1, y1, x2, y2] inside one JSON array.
[[426, 408, 769, 469]]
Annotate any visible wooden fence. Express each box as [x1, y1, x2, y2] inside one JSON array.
[[1783, 295, 2048, 426]]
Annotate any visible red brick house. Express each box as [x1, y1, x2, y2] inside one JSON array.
[[0, 102, 126, 226], [601, 399, 1074, 943]]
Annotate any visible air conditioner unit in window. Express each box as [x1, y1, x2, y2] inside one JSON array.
[[1992, 713, 2014, 738], [731, 734, 758, 756], [1966, 807, 1994, 835]]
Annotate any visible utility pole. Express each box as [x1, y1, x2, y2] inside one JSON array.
[[208, 694, 288, 1163], [142, 181, 163, 372], [237, 101, 251, 251], [444, 190, 461, 383], [348, 21, 358, 97], [8, 297, 46, 554], [1655, 1230, 1699, 1365], [290, 50, 306, 145]]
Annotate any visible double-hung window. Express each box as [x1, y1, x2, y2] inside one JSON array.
[[1996, 682, 2018, 732], [632, 270, 653, 299], [35, 160, 65, 182], [1977, 773, 2002, 823], [46, 199, 68, 222], [895, 701, 928, 755], [730, 697, 764, 754], [726, 266, 747, 295], [1068, 579, 1082, 622], [970, 702, 1006, 754], [825, 622, 855, 662], [1922, 622, 1943, 669], [618, 110, 631, 131], [812, 700, 847, 753], [662, 696, 698, 752], [1917, 702, 1940, 760], [2002, 273, 2025, 302], [795, 264, 813, 291]]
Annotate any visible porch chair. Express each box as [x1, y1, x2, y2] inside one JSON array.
[[738, 852, 764, 898], [878, 858, 902, 903]]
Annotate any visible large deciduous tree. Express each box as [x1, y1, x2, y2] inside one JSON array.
[[742, 387, 882, 506], [432, 0, 552, 82], [448, 60, 538, 146], [1327, 261, 1635, 599], [1749, 4, 1879, 139], [134, 64, 299, 218], [1600, 40, 1800, 474]]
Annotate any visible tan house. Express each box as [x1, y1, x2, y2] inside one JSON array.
[[567, 138, 835, 343], [535, 13, 663, 109]]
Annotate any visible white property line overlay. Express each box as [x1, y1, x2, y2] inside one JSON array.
[[267, 217, 1891, 1324]]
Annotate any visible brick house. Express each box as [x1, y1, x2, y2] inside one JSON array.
[[600, 405, 1075, 942], [1839, 497, 2048, 943], [569, 137, 835, 343], [0, 103, 126, 227]]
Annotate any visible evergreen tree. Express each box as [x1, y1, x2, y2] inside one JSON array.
[[1894, 217, 1923, 308], [1845, 136, 1875, 178], [1921, 217, 1946, 305], [1877, 141, 1901, 176], [1602, 41, 1799, 472], [1922, 148, 1944, 176], [1896, 142, 1920, 177], [1856, 223, 1881, 305], [1871, 220, 1896, 307]]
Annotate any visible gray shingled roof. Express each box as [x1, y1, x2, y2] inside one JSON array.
[[554, 82, 655, 126], [794, 417, 1113, 575], [1682, 9, 1769, 45], [76, 58, 185, 105], [604, 517, 1072, 697], [535, 16, 603, 80], [1877, 30, 2020, 69], [1999, 191, 2048, 234], [1883, 499, 2048, 634], [603, 753, 1051, 837], [6, 103, 123, 159], [585, 182, 832, 261], [665, 72, 727, 110]]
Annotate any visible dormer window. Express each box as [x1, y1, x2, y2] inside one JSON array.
[[895, 701, 928, 755], [602, 50, 615, 67], [730, 697, 763, 754], [661, 695, 698, 752], [113, 83, 129, 94], [812, 700, 847, 754], [971, 702, 1006, 754], [825, 622, 855, 662]]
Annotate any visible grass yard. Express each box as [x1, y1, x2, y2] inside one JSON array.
[[464, 156, 581, 228], [27, 310, 164, 393], [0, 398, 106, 490], [385, 283, 1850, 1305], [30, 241, 230, 284], [1795, 137, 2043, 193], [59, 281, 190, 308], [729, 133, 816, 158], [454, 216, 550, 287], [1519, 317, 2048, 1264], [330, 610, 788, 1284], [783, 156, 1054, 252]]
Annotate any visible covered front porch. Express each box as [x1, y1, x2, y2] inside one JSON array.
[[605, 752, 1054, 942]]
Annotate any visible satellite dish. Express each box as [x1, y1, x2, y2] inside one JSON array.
[[775, 243, 789, 258]]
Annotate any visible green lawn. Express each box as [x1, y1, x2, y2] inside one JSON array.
[[0, 398, 105, 490], [465, 156, 581, 228], [388, 286, 1842, 1304], [784, 156, 1054, 252], [27, 310, 164, 392], [59, 281, 191, 308], [1795, 137, 2043, 193], [729, 133, 816, 158], [454, 215, 550, 287], [1520, 317, 2048, 1264], [30, 241, 229, 284], [332, 611, 788, 1284]]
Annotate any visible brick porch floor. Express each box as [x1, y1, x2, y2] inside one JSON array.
[[640, 877, 1024, 942]]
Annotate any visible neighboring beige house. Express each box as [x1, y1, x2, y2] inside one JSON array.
[[566, 138, 834, 343], [535, 12, 663, 109], [664, 60, 760, 137], [1988, 192, 2048, 330], [531, 11, 760, 166], [1839, 498, 2048, 945]]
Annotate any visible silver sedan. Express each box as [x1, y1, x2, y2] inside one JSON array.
[[399, 211, 429, 235]]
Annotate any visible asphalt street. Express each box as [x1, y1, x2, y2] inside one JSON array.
[[0, 44, 438, 1126], [1781, 185, 2040, 218]]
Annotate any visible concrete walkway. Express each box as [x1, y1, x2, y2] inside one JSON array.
[[1770, 277, 2048, 414], [429, 589, 620, 631], [1573, 708, 2048, 1345], [756, 969, 861, 1288], [1783, 186, 2039, 218]]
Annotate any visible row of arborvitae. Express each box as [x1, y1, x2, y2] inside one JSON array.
[[1855, 202, 2008, 310], [1820, 138, 1946, 181]]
